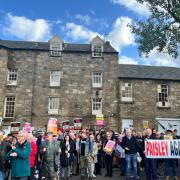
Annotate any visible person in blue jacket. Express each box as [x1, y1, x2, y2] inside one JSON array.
[[6, 130, 31, 180]]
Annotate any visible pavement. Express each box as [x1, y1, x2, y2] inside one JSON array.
[[72, 166, 180, 180]]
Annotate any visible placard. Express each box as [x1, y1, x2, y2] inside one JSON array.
[[145, 139, 180, 158], [11, 122, 21, 134], [96, 114, 104, 126], [47, 118, 57, 135], [104, 140, 116, 154], [62, 120, 70, 132], [73, 118, 82, 130]]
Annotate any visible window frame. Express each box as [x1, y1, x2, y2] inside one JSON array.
[[7, 69, 18, 86], [92, 72, 102, 88], [50, 42, 62, 57], [48, 97, 60, 114], [92, 44, 103, 57], [92, 98, 102, 115], [157, 84, 170, 107], [50, 71, 61, 87], [121, 82, 133, 102], [4, 96, 16, 118]]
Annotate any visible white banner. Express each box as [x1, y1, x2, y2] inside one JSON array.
[[145, 139, 180, 159]]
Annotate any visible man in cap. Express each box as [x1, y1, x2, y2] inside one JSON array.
[[40, 131, 60, 180]]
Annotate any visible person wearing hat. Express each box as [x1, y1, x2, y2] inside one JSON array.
[[40, 131, 60, 180]]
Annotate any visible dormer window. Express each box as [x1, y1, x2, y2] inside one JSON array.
[[91, 36, 104, 58], [49, 35, 63, 57], [50, 42, 62, 56], [92, 45, 103, 57]]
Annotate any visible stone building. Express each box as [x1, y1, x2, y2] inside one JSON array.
[[1, 36, 180, 134], [0, 35, 119, 130], [119, 64, 180, 134]]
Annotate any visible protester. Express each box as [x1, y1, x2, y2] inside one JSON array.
[[1, 124, 180, 180], [121, 128, 139, 180], [103, 132, 114, 177], [27, 133, 37, 180], [95, 133, 103, 175], [85, 133, 98, 178], [6, 131, 31, 180], [144, 128, 157, 180], [60, 134, 75, 180], [40, 131, 60, 180], [0, 130, 11, 180], [79, 131, 87, 179]]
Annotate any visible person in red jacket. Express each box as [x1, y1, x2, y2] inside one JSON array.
[[27, 133, 37, 180]]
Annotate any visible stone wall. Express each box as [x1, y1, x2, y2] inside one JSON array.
[[0, 48, 119, 130], [119, 79, 180, 131]]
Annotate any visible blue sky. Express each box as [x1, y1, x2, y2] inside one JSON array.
[[0, 0, 179, 67]]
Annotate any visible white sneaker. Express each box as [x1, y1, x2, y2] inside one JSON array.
[[92, 174, 96, 178]]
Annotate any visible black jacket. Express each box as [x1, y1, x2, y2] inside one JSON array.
[[0, 141, 11, 171], [121, 136, 139, 154], [60, 140, 75, 167]]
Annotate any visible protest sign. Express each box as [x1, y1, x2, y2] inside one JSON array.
[[62, 120, 70, 132], [104, 140, 115, 154], [115, 144, 124, 158], [145, 139, 180, 158], [96, 114, 104, 126], [73, 118, 82, 130], [47, 118, 57, 135], [10, 122, 21, 134]]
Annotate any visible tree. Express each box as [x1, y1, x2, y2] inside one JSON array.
[[132, 0, 180, 58]]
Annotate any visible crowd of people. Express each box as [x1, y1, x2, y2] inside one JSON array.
[[0, 127, 180, 180]]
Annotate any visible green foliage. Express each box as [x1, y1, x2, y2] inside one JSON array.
[[132, 0, 180, 58]]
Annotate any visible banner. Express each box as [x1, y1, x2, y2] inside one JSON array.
[[73, 118, 82, 130], [104, 140, 115, 154], [47, 118, 57, 135], [96, 114, 104, 126], [145, 139, 180, 159]]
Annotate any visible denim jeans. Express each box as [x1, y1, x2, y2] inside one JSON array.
[[145, 158, 157, 180], [0, 171, 4, 180], [165, 159, 177, 176], [125, 154, 138, 177]]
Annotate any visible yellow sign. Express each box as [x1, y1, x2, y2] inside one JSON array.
[[143, 121, 149, 129]]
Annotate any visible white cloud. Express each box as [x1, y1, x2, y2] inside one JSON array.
[[106, 17, 135, 52], [62, 16, 135, 53], [142, 49, 180, 67], [111, 0, 150, 16], [62, 22, 101, 42], [119, 56, 138, 64], [3, 13, 52, 41]]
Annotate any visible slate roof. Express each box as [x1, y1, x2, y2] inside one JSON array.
[[0, 40, 117, 53], [119, 64, 180, 81]]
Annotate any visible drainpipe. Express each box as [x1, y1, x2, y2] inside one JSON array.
[[30, 51, 37, 124]]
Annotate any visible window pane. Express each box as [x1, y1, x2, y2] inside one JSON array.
[[5, 97, 15, 118], [158, 84, 169, 106], [121, 83, 132, 101]]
